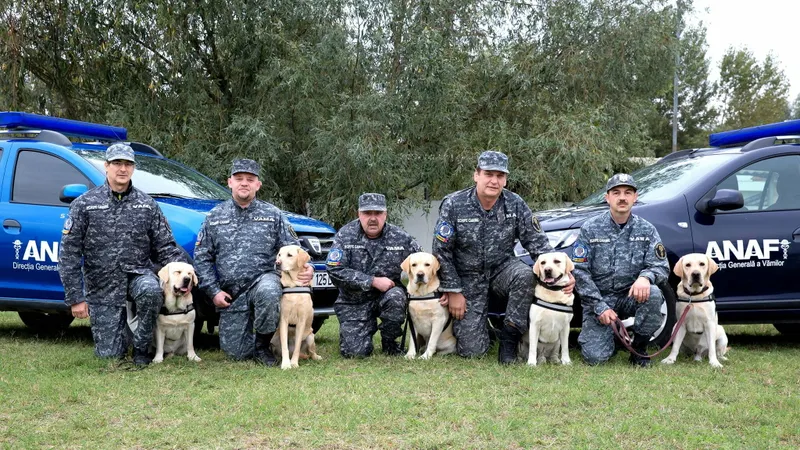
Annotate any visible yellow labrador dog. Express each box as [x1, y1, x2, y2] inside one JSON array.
[[662, 253, 728, 368], [275, 245, 321, 370], [153, 262, 201, 363], [401, 252, 456, 360], [521, 252, 574, 366]]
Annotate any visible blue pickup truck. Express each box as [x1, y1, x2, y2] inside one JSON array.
[[510, 119, 800, 343], [0, 112, 338, 333]]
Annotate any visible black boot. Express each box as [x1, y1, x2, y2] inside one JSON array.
[[498, 324, 523, 365], [133, 347, 152, 368], [382, 336, 402, 356], [254, 332, 277, 366], [628, 333, 651, 367]]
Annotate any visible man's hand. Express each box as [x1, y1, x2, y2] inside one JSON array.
[[562, 272, 576, 295], [371, 277, 395, 292], [297, 263, 314, 286], [628, 276, 651, 303], [213, 291, 233, 308], [597, 309, 618, 325], [446, 292, 467, 320], [71, 302, 89, 319]]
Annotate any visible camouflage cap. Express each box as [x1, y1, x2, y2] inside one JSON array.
[[477, 150, 509, 173], [230, 158, 261, 177], [605, 173, 638, 192], [358, 193, 387, 212], [106, 143, 135, 162]]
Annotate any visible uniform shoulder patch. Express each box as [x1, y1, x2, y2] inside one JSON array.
[[326, 248, 343, 266], [532, 215, 542, 233], [62, 217, 73, 235], [655, 243, 667, 260], [572, 242, 588, 263], [435, 221, 454, 243], [288, 224, 299, 240]]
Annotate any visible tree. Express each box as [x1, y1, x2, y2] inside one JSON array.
[[717, 48, 790, 130]]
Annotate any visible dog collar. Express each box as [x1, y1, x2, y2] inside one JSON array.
[[159, 303, 195, 316], [533, 298, 573, 314], [407, 291, 439, 301], [283, 286, 313, 294], [679, 286, 715, 303], [537, 276, 565, 291]]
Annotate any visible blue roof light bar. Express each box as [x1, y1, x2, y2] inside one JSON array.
[[709, 119, 800, 147], [0, 111, 127, 141]]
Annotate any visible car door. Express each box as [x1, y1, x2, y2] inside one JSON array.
[[690, 154, 800, 314], [0, 146, 95, 301]]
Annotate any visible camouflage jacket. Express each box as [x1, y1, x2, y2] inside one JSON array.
[[432, 187, 553, 292], [326, 220, 421, 303], [572, 211, 670, 315], [194, 198, 296, 299], [59, 182, 184, 306]]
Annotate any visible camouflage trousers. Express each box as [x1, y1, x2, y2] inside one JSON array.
[[218, 273, 282, 361], [578, 285, 665, 365], [88, 273, 162, 359], [334, 286, 407, 358], [455, 260, 534, 358]]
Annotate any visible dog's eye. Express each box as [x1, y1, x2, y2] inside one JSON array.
[[553, 259, 561, 264], [424, 263, 431, 266], [699, 262, 705, 266], [540, 261, 546, 265], [411, 263, 417, 267]]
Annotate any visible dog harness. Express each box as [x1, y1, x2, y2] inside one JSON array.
[[533, 298, 573, 314], [678, 285, 715, 303], [282, 286, 313, 294], [159, 303, 194, 316], [402, 291, 451, 352]]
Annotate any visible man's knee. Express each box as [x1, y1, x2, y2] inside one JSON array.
[[339, 320, 375, 358], [578, 316, 614, 365], [130, 275, 163, 312]]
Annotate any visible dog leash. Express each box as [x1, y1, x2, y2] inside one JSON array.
[[610, 301, 695, 359], [401, 292, 445, 352]]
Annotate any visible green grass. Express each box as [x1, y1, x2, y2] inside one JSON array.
[[1, 311, 798, 449]]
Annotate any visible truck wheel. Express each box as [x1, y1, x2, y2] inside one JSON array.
[[18, 311, 74, 332], [773, 323, 799, 336]]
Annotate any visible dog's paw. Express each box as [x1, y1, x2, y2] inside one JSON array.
[[153, 356, 164, 364], [560, 357, 571, 366], [290, 361, 299, 369], [420, 352, 436, 360], [526, 360, 537, 367], [404, 353, 416, 360], [709, 360, 723, 368], [188, 354, 201, 362], [312, 354, 322, 360], [661, 357, 676, 365], [280, 361, 292, 370], [719, 355, 728, 361]]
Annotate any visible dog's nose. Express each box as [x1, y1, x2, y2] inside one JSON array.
[[544, 268, 552, 278], [691, 272, 701, 282], [182, 276, 191, 286]]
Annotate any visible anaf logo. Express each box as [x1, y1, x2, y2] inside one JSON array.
[[16, 241, 60, 262], [705, 239, 788, 261]]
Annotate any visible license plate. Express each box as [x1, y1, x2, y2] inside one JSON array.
[[312, 271, 335, 288]]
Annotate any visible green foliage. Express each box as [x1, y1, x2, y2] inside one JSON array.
[[717, 48, 790, 130], [0, 0, 750, 226]]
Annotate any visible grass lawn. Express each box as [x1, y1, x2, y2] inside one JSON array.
[[1, 311, 798, 449]]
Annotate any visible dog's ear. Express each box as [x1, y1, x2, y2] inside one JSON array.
[[706, 255, 719, 276], [431, 255, 440, 273], [191, 269, 199, 287], [298, 248, 311, 266], [673, 256, 684, 278], [401, 254, 412, 274], [158, 264, 171, 286], [532, 257, 542, 278], [565, 255, 575, 274]]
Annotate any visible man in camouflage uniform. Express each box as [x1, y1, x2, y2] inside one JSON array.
[[194, 159, 312, 364], [59, 143, 186, 366], [432, 151, 574, 364], [572, 174, 670, 367], [326, 193, 422, 357]]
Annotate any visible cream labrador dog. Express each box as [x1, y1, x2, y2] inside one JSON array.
[[521, 252, 574, 366], [153, 261, 201, 363], [662, 253, 728, 368], [275, 245, 322, 370], [401, 252, 456, 360]]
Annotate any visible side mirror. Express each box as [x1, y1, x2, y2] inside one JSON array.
[[696, 188, 744, 214], [60, 184, 88, 204]]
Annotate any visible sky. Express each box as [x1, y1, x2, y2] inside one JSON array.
[[693, 0, 800, 101]]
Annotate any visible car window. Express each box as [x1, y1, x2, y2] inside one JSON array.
[[577, 153, 735, 206], [716, 155, 800, 212], [12, 150, 94, 206], [78, 151, 230, 200]]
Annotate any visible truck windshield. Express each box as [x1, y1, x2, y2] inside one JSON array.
[[78, 151, 230, 200], [577, 154, 734, 206]]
